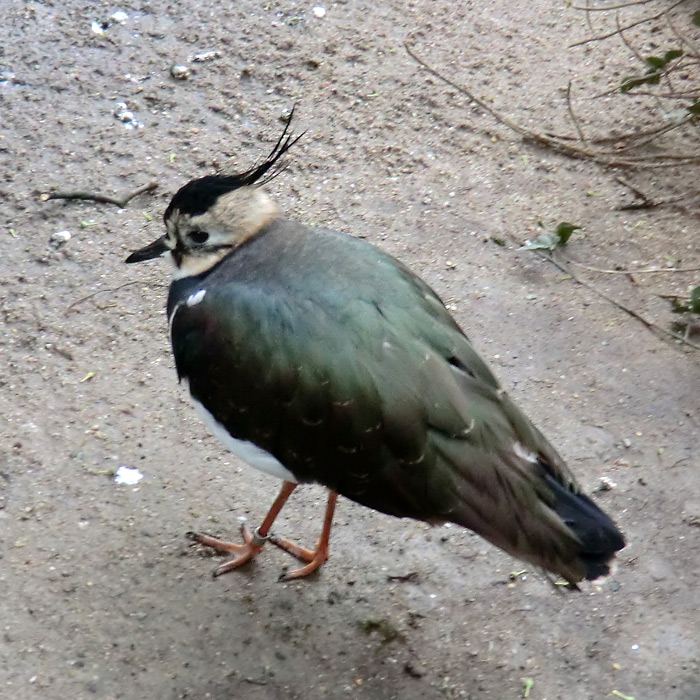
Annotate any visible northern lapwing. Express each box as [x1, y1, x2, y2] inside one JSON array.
[[126, 120, 625, 584]]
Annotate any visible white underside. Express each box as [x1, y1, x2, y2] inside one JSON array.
[[187, 387, 297, 482]]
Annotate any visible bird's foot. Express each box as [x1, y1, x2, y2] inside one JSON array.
[[187, 522, 267, 577], [269, 534, 330, 581]]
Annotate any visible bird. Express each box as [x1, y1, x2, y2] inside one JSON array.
[[126, 118, 625, 585]]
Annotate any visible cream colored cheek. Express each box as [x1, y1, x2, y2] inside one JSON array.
[[170, 251, 225, 280]]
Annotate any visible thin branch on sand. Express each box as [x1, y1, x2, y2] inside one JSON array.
[[43, 182, 158, 208], [537, 252, 700, 351]]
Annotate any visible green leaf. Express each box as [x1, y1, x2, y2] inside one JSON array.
[[690, 286, 700, 314], [687, 100, 700, 115], [521, 222, 581, 252], [555, 222, 580, 246], [669, 287, 700, 314], [693, 10, 700, 27], [646, 50, 682, 70], [645, 56, 665, 69], [624, 48, 682, 93]]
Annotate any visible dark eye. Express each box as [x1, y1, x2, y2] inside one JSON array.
[[189, 230, 209, 245]]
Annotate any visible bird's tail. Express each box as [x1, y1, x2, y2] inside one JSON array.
[[541, 472, 625, 581], [437, 440, 625, 584]]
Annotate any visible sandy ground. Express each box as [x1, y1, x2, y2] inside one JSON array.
[[1, 1, 699, 699]]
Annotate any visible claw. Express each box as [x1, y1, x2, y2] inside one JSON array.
[[270, 491, 337, 581], [269, 533, 316, 562], [276, 544, 330, 581], [187, 527, 263, 576], [185, 484, 338, 582]]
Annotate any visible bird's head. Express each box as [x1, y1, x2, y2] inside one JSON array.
[[126, 115, 301, 278]]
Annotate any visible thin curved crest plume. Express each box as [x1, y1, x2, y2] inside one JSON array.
[[237, 106, 304, 187]]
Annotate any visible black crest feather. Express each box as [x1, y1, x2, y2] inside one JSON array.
[[165, 108, 302, 221]]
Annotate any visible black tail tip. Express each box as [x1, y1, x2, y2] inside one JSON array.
[[579, 546, 624, 581], [544, 474, 626, 581]]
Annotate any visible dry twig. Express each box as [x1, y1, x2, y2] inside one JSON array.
[[615, 175, 656, 207], [44, 182, 158, 208], [536, 251, 700, 350], [571, 0, 654, 10], [566, 81, 588, 144], [666, 8, 700, 56], [404, 42, 700, 168], [66, 280, 166, 313], [566, 258, 700, 275], [614, 176, 697, 210], [569, 0, 689, 47]]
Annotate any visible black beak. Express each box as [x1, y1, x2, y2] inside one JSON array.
[[125, 235, 169, 263]]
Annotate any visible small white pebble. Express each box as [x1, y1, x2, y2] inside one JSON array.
[[115, 466, 143, 485], [114, 102, 144, 129], [597, 476, 617, 491], [313, 5, 326, 18], [191, 50, 222, 63], [111, 10, 128, 24], [50, 230, 71, 248], [170, 64, 191, 80], [91, 21, 104, 35]]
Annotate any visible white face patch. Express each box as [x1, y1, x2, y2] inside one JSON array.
[[164, 187, 280, 281], [186, 289, 207, 307]]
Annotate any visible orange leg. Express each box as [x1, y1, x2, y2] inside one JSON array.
[[188, 481, 297, 577], [270, 490, 338, 581]]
